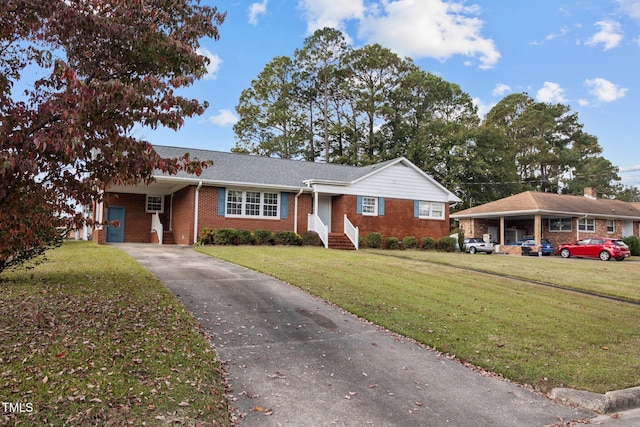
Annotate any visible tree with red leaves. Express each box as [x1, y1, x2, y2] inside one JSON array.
[[0, 0, 225, 272]]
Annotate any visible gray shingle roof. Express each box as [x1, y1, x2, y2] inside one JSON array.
[[153, 145, 396, 189]]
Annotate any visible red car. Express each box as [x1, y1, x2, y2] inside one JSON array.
[[558, 237, 631, 261]]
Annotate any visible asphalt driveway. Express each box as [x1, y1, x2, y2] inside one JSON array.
[[116, 244, 592, 426]]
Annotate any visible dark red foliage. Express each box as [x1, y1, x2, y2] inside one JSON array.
[[0, 0, 225, 271]]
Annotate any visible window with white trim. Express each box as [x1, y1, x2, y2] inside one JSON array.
[[226, 190, 279, 219], [362, 197, 378, 216], [146, 195, 164, 213], [549, 218, 572, 231], [226, 190, 243, 215], [606, 220, 615, 233], [419, 201, 445, 219], [263, 193, 279, 217], [578, 218, 595, 232]]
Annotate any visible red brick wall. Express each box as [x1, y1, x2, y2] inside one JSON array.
[[171, 186, 195, 245], [197, 188, 313, 242], [103, 193, 152, 243], [333, 195, 450, 241]]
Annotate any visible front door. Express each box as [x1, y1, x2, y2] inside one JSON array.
[[106, 206, 126, 243], [318, 197, 332, 233]]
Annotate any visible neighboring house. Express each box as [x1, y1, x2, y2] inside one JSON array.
[[92, 145, 461, 249], [451, 187, 640, 255]]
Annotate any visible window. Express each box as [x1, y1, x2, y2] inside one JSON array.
[[418, 201, 445, 219], [362, 197, 378, 216], [263, 193, 279, 217], [226, 190, 279, 219], [245, 191, 261, 216], [549, 218, 572, 231], [607, 220, 615, 233], [226, 190, 243, 216], [578, 218, 595, 232], [146, 195, 164, 213]]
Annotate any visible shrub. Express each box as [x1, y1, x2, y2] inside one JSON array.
[[457, 230, 465, 253], [274, 231, 302, 246], [301, 231, 323, 246], [254, 229, 274, 245], [365, 232, 382, 249], [437, 236, 457, 252], [237, 229, 255, 245], [623, 236, 640, 256], [421, 237, 436, 250], [197, 227, 216, 245], [403, 236, 417, 249], [215, 228, 239, 245], [386, 237, 400, 249]]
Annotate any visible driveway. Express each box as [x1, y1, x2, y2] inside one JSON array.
[[117, 244, 591, 426]]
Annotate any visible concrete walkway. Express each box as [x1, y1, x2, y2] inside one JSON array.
[[117, 244, 604, 426]]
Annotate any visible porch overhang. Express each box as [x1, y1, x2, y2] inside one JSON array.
[[107, 175, 315, 196]]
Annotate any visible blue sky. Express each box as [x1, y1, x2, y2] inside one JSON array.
[[141, 0, 640, 188]]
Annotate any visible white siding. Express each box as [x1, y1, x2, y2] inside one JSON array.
[[314, 162, 451, 202]]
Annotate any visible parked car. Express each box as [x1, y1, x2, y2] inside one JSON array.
[[558, 237, 630, 261], [463, 237, 494, 254], [518, 238, 554, 256]]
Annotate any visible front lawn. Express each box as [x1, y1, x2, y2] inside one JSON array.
[[197, 245, 640, 395], [1, 242, 229, 427]]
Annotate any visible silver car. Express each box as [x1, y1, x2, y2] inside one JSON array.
[[464, 237, 494, 254]]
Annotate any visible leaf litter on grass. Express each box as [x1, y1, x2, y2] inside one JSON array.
[[0, 242, 230, 426]]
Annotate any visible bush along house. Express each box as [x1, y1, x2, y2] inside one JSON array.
[[451, 188, 640, 255], [91, 145, 461, 249]]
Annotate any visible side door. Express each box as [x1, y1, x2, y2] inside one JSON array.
[[106, 206, 126, 243], [573, 239, 590, 256]]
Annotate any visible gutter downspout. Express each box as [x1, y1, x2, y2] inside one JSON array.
[[577, 214, 588, 241], [294, 189, 304, 234], [193, 181, 202, 245]]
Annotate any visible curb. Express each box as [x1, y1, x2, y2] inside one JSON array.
[[550, 386, 640, 414]]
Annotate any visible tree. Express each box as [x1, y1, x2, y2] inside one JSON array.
[[233, 56, 308, 159], [384, 70, 479, 185], [294, 28, 350, 162], [343, 44, 410, 164], [483, 93, 620, 195], [0, 1, 225, 273]]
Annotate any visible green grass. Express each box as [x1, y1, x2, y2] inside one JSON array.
[[197, 245, 640, 394], [0, 242, 229, 427]]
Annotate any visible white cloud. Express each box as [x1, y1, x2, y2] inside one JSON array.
[[249, 0, 268, 25], [492, 83, 511, 97], [298, 0, 500, 69], [585, 78, 628, 102], [196, 47, 222, 80], [472, 97, 493, 120], [616, 0, 640, 21], [586, 20, 623, 50], [536, 82, 567, 103], [298, 0, 365, 33], [208, 109, 238, 126], [358, 0, 500, 69]]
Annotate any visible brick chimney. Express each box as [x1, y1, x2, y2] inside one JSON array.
[[583, 187, 597, 200]]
